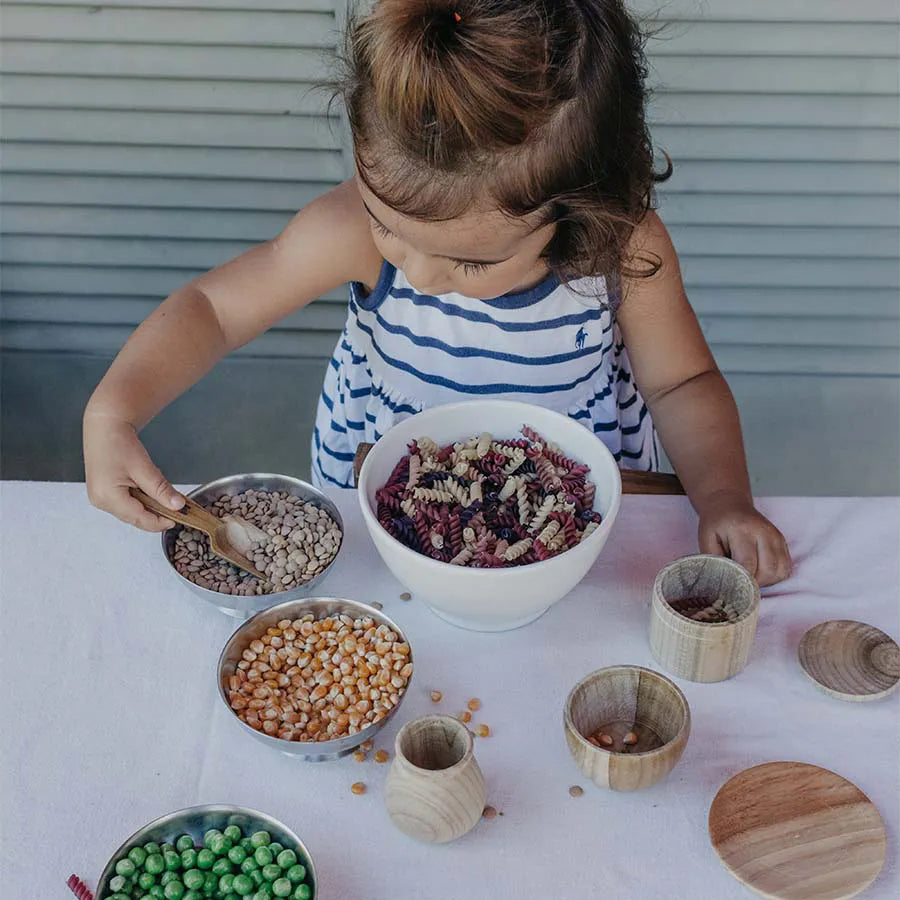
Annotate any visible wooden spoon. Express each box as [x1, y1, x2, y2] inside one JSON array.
[[130, 487, 268, 581]]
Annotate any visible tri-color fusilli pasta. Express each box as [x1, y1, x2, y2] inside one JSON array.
[[374, 426, 602, 567]]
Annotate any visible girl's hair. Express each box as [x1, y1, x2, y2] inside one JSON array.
[[341, 0, 670, 283]]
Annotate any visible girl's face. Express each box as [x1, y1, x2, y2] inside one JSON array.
[[357, 177, 556, 299]]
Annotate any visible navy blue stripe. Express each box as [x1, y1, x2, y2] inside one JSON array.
[[354, 315, 611, 395], [619, 392, 639, 411], [351, 298, 611, 366], [480, 272, 559, 309], [319, 388, 334, 412], [621, 404, 650, 435], [314, 459, 353, 490], [339, 339, 367, 366], [593, 419, 619, 433], [370, 384, 420, 416], [313, 426, 355, 462], [389, 288, 604, 333], [348, 384, 372, 399]]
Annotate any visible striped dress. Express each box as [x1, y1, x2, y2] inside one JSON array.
[[312, 261, 657, 488]]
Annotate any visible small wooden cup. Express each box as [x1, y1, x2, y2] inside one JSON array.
[[564, 666, 690, 792], [650, 554, 759, 683], [385, 715, 486, 844]]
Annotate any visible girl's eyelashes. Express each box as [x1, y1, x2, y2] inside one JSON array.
[[369, 218, 394, 239], [455, 260, 494, 276]]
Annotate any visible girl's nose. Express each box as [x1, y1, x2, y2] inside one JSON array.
[[402, 253, 447, 296]]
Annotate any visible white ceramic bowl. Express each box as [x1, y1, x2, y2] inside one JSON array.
[[357, 401, 622, 631]]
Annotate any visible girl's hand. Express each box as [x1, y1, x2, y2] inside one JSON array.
[[697, 491, 792, 587], [84, 411, 185, 532]]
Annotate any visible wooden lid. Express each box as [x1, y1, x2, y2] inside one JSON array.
[[709, 761, 886, 900], [798, 620, 900, 702]]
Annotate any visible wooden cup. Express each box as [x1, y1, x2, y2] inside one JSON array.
[[649, 554, 760, 683], [385, 715, 486, 843], [564, 666, 690, 792]]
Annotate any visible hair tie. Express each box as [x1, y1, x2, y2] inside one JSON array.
[[453, 11, 462, 23]]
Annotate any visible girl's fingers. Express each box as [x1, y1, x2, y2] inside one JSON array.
[[120, 490, 176, 532], [724, 530, 759, 581], [131, 452, 185, 511], [698, 526, 727, 557]]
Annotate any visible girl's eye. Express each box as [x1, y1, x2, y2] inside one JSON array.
[[370, 219, 393, 239], [456, 261, 493, 276]]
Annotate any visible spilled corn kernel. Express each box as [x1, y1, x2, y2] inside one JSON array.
[[351, 782, 366, 795], [374, 749, 389, 764]]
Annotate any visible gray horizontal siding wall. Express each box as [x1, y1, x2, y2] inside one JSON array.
[[1, 0, 898, 375]]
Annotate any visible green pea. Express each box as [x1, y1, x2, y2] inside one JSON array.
[[109, 894, 130, 900], [139, 872, 156, 890], [165, 851, 182, 871], [232, 873, 255, 896], [183, 892, 202, 900], [161, 871, 179, 887], [285, 865, 306, 885], [134, 890, 147, 899], [116, 858, 137, 878], [262, 864, 281, 882], [254, 847, 273, 867], [268, 843, 284, 856], [176, 835, 195, 853], [292, 886, 311, 900], [209, 833, 233, 856], [249, 869, 264, 887], [254, 887, 273, 900], [109, 875, 128, 892], [224, 824, 243, 842], [241, 856, 259, 875], [129, 846, 149, 868], [144, 842, 161, 856], [204, 872, 218, 890], [223, 894, 239, 900], [241, 838, 254, 852], [219, 874, 236, 893], [181, 849, 198, 870], [249, 831, 271, 849], [148, 887, 165, 900], [161, 843, 176, 855], [228, 845, 247, 866], [196, 849, 215, 870], [272, 879, 292, 898], [203, 829, 222, 846], [163, 882, 185, 900], [212, 857, 233, 877], [146, 854, 165, 875], [183, 868, 205, 890], [275, 850, 297, 869]]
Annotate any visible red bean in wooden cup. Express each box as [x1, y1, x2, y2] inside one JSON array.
[[217, 597, 414, 761], [358, 401, 622, 631]]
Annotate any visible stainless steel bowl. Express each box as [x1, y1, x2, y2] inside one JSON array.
[[218, 596, 414, 762], [97, 804, 317, 899], [161, 473, 344, 618]]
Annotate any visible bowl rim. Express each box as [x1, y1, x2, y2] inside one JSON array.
[[392, 714, 475, 778], [357, 400, 623, 575], [96, 803, 317, 898], [563, 665, 691, 758], [161, 472, 344, 601], [216, 595, 413, 755], [653, 554, 760, 628]]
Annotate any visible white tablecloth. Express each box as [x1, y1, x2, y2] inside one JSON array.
[[2, 484, 898, 899]]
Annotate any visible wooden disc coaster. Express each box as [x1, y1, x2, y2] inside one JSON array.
[[709, 762, 886, 900], [798, 620, 900, 702]]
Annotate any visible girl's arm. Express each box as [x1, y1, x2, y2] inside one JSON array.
[[85, 180, 381, 530], [616, 211, 791, 586]]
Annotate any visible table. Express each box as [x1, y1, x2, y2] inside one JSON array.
[[2, 484, 898, 899]]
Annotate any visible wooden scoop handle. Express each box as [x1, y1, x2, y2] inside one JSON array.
[[129, 487, 221, 535]]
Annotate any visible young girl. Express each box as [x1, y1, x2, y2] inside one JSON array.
[[84, 0, 791, 586]]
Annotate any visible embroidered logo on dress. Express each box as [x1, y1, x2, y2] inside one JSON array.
[[575, 326, 587, 350]]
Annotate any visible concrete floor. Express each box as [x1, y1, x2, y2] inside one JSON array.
[[2, 350, 898, 495]]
